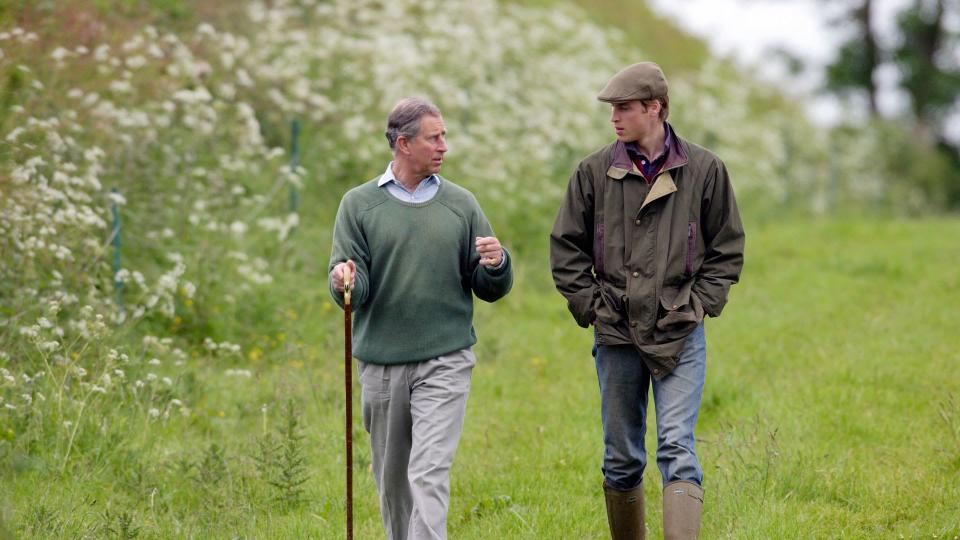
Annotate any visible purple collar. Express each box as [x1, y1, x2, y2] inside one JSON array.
[[607, 123, 688, 180]]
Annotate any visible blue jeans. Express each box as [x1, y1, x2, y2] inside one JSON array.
[[593, 323, 706, 490]]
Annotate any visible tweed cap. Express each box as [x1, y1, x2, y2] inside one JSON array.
[[597, 62, 668, 103]]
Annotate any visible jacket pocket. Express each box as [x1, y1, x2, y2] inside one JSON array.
[[655, 280, 703, 341], [568, 286, 600, 328], [595, 280, 627, 325], [684, 221, 697, 277]]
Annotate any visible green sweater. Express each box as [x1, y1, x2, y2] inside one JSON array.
[[328, 177, 513, 364]]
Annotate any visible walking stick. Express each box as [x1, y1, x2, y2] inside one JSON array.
[[343, 265, 354, 540]]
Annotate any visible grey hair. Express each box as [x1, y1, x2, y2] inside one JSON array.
[[385, 97, 441, 151]]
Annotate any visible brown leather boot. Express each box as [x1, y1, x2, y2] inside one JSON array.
[[662, 481, 704, 540], [603, 482, 645, 539]]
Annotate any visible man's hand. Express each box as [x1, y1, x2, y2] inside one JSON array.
[[331, 259, 356, 292], [476, 236, 504, 267]]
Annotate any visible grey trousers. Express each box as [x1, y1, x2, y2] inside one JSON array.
[[358, 348, 476, 540]]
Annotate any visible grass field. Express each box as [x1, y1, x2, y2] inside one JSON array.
[[3, 217, 959, 539], [2, 2, 959, 538]]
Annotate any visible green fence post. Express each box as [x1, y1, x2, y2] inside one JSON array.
[[111, 187, 124, 314], [781, 126, 794, 207], [289, 119, 301, 215], [827, 134, 839, 214]]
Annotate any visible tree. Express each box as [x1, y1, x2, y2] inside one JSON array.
[[823, 0, 960, 207], [893, 0, 960, 144], [825, 0, 880, 115]]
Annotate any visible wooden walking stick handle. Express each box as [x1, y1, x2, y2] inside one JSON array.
[[342, 265, 353, 305]]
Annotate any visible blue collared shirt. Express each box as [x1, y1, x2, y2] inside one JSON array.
[[377, 162, 441, 202]]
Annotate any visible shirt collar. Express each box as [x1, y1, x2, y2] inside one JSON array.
[[625, 123, 672, 163], [377, 162, 441, 190], [607, 123, 688, 180]]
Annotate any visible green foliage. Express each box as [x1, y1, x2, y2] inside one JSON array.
[[195, 442, 228, 487], [100, 509, 141, 540], [23, 505, 64, 538], [893, 2, 960, 120], [821, 0, 960, 205], [254, 400, 310, 509], [92, 0, 188, 20], [827, 39, 876, 99]]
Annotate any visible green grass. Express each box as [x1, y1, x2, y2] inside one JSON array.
[[2, 1, 959, 537], [3, 217, 960, 538]]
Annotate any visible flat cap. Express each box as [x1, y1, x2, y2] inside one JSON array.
[[597, 62, 668, 103]]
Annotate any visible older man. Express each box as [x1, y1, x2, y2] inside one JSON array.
[[551, 62, 745, 539], [329, 97, 513, 540]]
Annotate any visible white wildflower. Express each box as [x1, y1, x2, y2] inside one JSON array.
[[181, 281, 196, 298], [94, 44, 110, 61], [230, 221, 247, 236], [50, 47, 71, 61], [197, 23, 217, 37], [125, 55, 147, 69], [6, 127, 25, 142], [109, 80, 132, 93], [236, 68, 253, 87]]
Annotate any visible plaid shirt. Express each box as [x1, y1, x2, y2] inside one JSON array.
[[625, 123, 674, 184]]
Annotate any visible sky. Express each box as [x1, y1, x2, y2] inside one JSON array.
[[646, 0, 938, 129]]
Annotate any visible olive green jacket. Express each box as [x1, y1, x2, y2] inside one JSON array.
[[550, 128, 745, 377]]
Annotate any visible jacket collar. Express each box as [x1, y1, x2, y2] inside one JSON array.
[[606, 122, 688, 181]]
